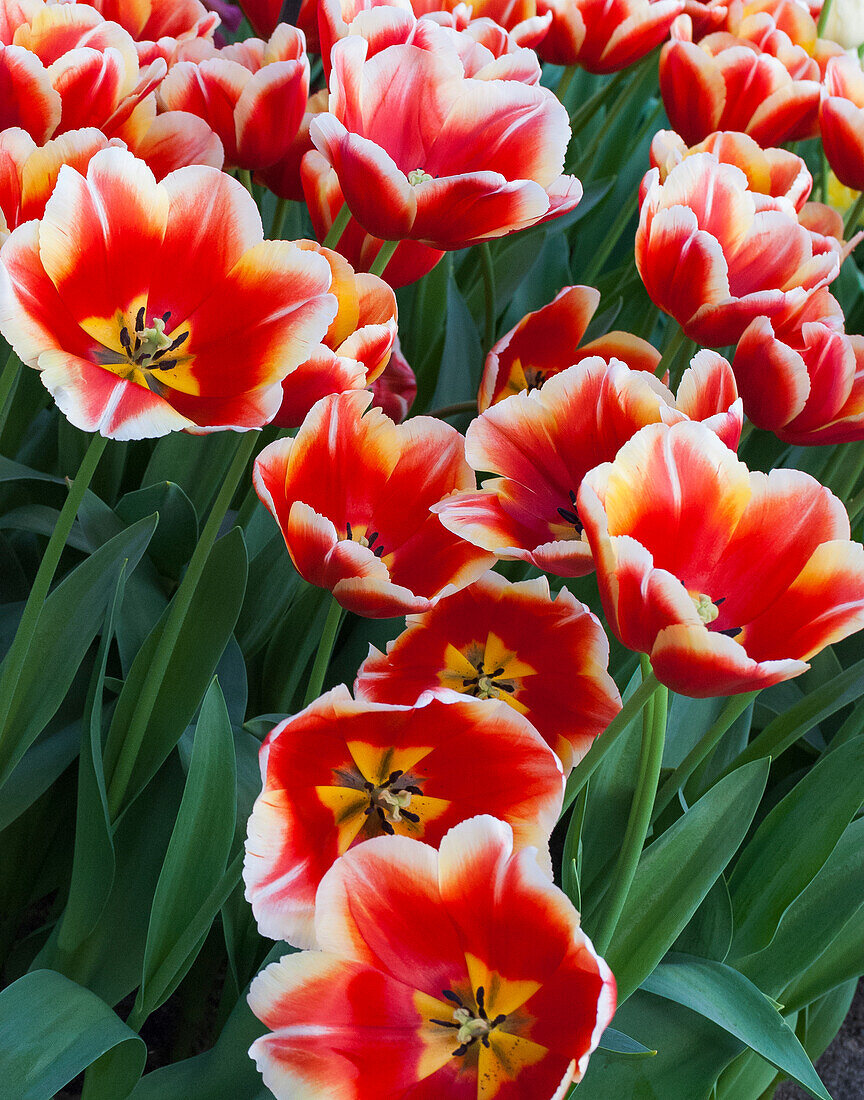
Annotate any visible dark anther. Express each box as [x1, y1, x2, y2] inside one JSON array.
[[401, 810, 420, 823], [430, 1019, 460, 1030], [557, 506, 581, 527], [363, 805, 375, 816], [476, 987, 487, 1018], [161, 311, 171, 323], [452, 1044, 470, 1058], [363, 780, 374, 791], [405, 785, 423, 795], [119, 326, 131, 351], [373, 545, 384, 557], [481, 1035, 491, 1048], [387, 770, 403, 783], [490, 667, 505, 677], [442, 990, 464, 1006], [715, 596, 727, 605], [151, 331, 189, 362], [368, 532, 379, 545], [490, 1014, 506, 1027], [495, 682, 516, 693], [376, 808, 395, 836], [135, 306, 145, 331], [718, 626, 742, 638], [462, 675, 480, 687], [133, 334, 141, 353], [569, 489, 577, 505], [346, 521, 353, 540]]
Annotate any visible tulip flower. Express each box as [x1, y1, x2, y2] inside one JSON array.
[[538, 0, 684, 72], [820, 0, 864, 49], [479, 284, 660, 411], [355, 571, 621, 773], [254, 87, 326, 203], [369, 335, 416, 421], [244, 688, 565, 946], [733, 290, 864, 444], [821, 54, 864, 192], [248, 815, 616, 1099], [271, 240, 398, 427], [0, 147, 337, 438], [435, 353, 742, 577], [158, 25, 309, 171], [239, 0, 320, 49], [122, 108, 225, 178], [659, 13, 822, 146], [301, 148, 445, 287], [635, 152, 840, 346], [253, 389, 495, 617], [309, 18, 582, 249], [649, 129, 812, 212], [578, 420, 864, 696], [84, 0, 219, 43]]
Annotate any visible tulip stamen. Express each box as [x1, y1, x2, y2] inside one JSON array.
[[462, 661, 516, 699], [557, 489, 583, 533], [114, 306, 191, 378], [345, 521, 385, 557], [437, 985, 507, 1056], [354, 766, 424, 831]]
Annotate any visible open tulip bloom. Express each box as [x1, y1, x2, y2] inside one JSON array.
[[248, 816, 616, 1099]]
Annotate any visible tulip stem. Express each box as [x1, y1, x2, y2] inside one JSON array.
[[426, 400, 477, 419], [561, 669, 662, 816], [238, 169, 254, 195], [848, 483, 864, 524], [652, 691, 759, 823], [369, 239, 399, 278], [844, 189, 864, 237], [269, 197, 288, 239], [323, 201, 351, 249], [303, 594, 343, 707], [655, 324, 687, 379], [105, 429, 260, 818], [593, 657, 668, 954], [479, 242, 497, 350], [0, 431, 108, 782], [0, 346, 20, 439], [817, 0, 834, 34], [555, 65, 576, 102]]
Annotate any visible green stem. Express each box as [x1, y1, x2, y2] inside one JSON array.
[[844, 189, 864, 238], [655, 324, 687, 379], [571, 55, 656, 177], [105, 430, 260, 818], [0, 346, 20, 438], [303, 594, 343, 707], [555, 65, 576, 103], [238, 168, 254, 195], [269, 196, 288, 239], [820, 150, 829, 205], [593, 661, 668, 954], [323, 201, 351, 250], [0, 432, 108, 770], [833, 441, 864, 501], [652, 691, 759, 822], [738, 420, 756, 450], [425, 400, 477, 420], [848, 482, 864, 524], [369, 239, 399, 278], [479, 241, 497, 350], [818, 0, 834, 35], [561, 670, 661, 816]]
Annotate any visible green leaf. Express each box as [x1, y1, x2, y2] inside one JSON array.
[[260, 582, 331, 713], [605, 759, 769, 1002], [0, 970, 145, 1100], [728, 735, 864, 959], [562, 779, 589, 909], [57, 564, 128, 951], [135, 679, 237, 1019], [142, 430, 241, 518], [642, 953, 832, 1100], [0, 718, 79, 832], [103, 528, 247, 811], [0, 514, 157, 787], [427, 275, 483, 412], [599, 1028, 657, 1058], [673, 875, 734, 963], [116, 481, 198, 579], [782, 901, 864, 1013]]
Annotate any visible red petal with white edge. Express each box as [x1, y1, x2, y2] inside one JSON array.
[[158, 59, 249, 165], [127, 111, 224, 180], [821, 97, 864, 192], [48, 46, 127, 135], [577, 331, 660, 374], [164, 382, 284, 431], [235, 60, 308, 170], [147, 165, 262, 328], [37, 348, 193, 439], [705, 468, 850, 635], [248, 952, 440, 1100], [741, 540, 864, 663], [176, 239, 337, 396], [528, 538, 597, 578], [38, 148, 167, 346], [676, 350, 742, 448], [786, 324, 855, 434], [0, 44, 61, 144], [315, 832, 467, 997], [433, 489, 555, 555], [650, 621, 808, 696], [659, 41, 724, 146], [311, 114, 417, 240], [16, 128, 116, 225], [272, 347, 366, 429], [0, 221, 100, 367], [733, 314, 808, 430], [596, 0, 684, 74], [747, 80, 820, 146], [411, 172, 551, 248], [438, 815, 613, 1085]]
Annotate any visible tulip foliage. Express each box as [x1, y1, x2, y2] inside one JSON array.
[[1, 0, 864, 1098]]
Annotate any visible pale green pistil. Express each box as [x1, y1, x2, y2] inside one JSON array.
[[454, 1008, 492, 1046], [408, 168, 433, 186], [693, 592, 720, 624]]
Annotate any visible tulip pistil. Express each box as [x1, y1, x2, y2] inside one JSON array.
[[692, 592, 720, 624], [360, 768, 422, 834], [114, 307, 190, 389], [408, 168, 434, 186], [432, 986, 507, 1056]]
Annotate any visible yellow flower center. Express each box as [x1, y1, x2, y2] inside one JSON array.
[[432, 986, 507, 1057]]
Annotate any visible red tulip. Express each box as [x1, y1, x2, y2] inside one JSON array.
[[309, 17, 582, 249], [239, 0, 319, 50], [301, 147, 445, 287], [733, 290, 864, 444], [84, 0, 219, 43], [538, 0, 684, 72], [244, 688, 565, 946], [578, 420, 864, 696], [435, 353, 742, 577], [479, 284, 660, 411], [0, 147, 337, 438], [248, 815, 616, 1099], [355, 571, 621, 773], [158, 25, 309, 171], [270, 239, 398, 427], [636, 152, 840, 346], [253, 389, 495, 617], [369, 334, 417, 421], [821, 53, 864, 192], [254, 87, 326, 203]]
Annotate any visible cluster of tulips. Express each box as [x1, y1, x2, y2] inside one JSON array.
[[1, 0, 864, 1097]]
